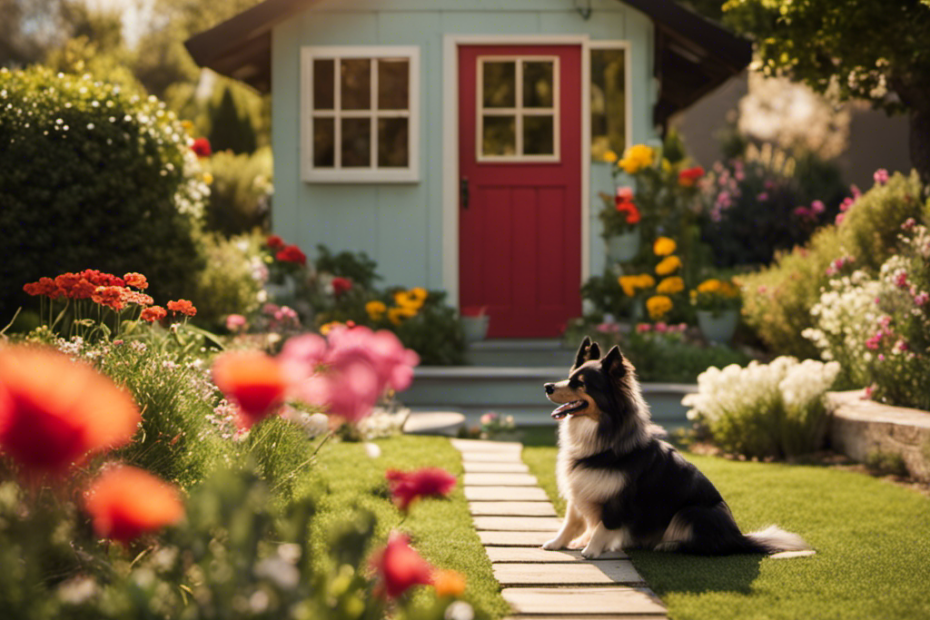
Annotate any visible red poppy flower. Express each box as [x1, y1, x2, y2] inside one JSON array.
[[166, 299, 197, 317], [370, 532, 434, 598], [0, 346, 140, 475], [331, 276, 353, 296], [276, 245, 307, 266], [212, 351, 289, 429], [191, 137, 212, 158], [678, 166, 704, 187], [617, 202, 641, 225], [386, 467, 457, 512], [123, 272, 148, 290], [140, 306, 167, 323], [83, 464, 184, 543], [266, 235, 285, 250]]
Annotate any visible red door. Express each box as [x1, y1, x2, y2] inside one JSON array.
[[458, 45, 582, 338]]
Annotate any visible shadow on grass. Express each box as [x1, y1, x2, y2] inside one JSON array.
[[628, 550, 764, 595]]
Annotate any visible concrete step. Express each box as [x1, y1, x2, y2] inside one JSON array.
[[402, 366, 695, 429], [466, 339, 575, 367]]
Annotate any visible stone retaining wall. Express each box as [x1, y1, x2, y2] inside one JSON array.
[[827, 390, 930, 482]]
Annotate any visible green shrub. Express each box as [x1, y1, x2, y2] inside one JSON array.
[[203, 147, 272, 236], [193, 231, 264, 329], [740, 171, 928, 357], [0, 67, 208, 323], [865, 450, 909, 477]]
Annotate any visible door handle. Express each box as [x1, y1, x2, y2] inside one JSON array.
[[461, 177, 470, 209]]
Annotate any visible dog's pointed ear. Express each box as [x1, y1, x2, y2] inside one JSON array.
[[589, 341, 601, 361], [573, 337, 592, 370], [601, 345, 626, 379]]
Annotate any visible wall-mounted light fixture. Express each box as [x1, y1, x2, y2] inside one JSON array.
[[574, 0, 593, 20]]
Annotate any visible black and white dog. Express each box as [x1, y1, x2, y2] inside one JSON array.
[[542, 337, 811, 558]]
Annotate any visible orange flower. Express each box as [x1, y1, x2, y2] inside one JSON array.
[[92, 286, 127, 311], [122, 290, 154, 306], [678, 166, 704, 187], [167, 299, 197, 317], [84, 464, 184, 543], [23, 277, 62, 298], [140, 306, 167, 323], [433, 569, 466, 597], [212, 351, 288, 429], [0, 346, 140, 474], [123, 272, 148, 290], [370, 532, 434, 598]]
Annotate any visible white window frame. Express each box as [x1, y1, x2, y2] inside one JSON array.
[[301, 45, 420, 183], [476, 55, 561, 163], [588, 41, 632, 162]]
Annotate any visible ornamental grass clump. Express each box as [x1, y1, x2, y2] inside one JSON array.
[[683, 357, 840, 459], [0, 67, 208, 322]]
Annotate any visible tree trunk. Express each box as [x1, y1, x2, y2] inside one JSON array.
[[909, 106, 930, 185]]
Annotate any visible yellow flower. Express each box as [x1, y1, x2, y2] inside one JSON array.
[[366, 300, 387, 320], [319, 321, 342, 335], [661, 158, 672, 173], [656, 276, 684, 295], [653, 237, 677, 256], [395, 289, 426, 311], [409, 287, 428, 304], [387, 305, 418, 325], [655, 255, 682, 276], [602, 150, 618, 163], [618, 144, 655, 174], [180, 120, 194, 132], [618, 274, 655, 297], [646, 295, 673, 319], [697, 279, 723, 294], [202, 171, 214, 185]]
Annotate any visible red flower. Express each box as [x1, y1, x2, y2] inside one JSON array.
[[23, 278, 63, 299], [92, 286, 128, 311], [191, 137, 212, 158], [123, 272, 148, 290], [140, 306, 167, 323], [212, 351, 289, 429], [386, 467, 457, 512], [167, 299, 197, 317], [370, 532, 434, 598], [331, 276, 353, 296], [80, 270, 125, 288], [0, 346, 140, 475], [678, 166, 704, 187], [617, 202, 641, 225], [84, 464, 184, 543], [276, 245, 307, 266], [266, 235, 285, 250]]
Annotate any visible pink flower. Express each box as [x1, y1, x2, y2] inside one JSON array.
[[331, 276, 353, 296], [370, 533, 434, 598], [902, 218, 917, 231], [226, 314, 248, 332], [895, 272, 909, 289], [595, 322, 619, 334], [873, 169, 889, 185], [756, 192, 769, 201], [862, 386, 874, 400], [480, 412, 498, 425], [386, 468, 457, 512], [616, 186, 634, 202], [865, 333, 883, 350], [835, 213, 845, 225], [654, 322, 668, 333], [913, 292, 929, 306], [636, 323, 652, 333], [811, 200, 825, 214]]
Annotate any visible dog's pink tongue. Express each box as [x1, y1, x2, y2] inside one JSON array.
[[551, 401, 578, 419]]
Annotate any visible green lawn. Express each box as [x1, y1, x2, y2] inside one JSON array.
[[295, 435, 510, 619], [523, 444, 930, 620]]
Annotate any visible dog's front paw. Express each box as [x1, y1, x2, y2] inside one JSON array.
[[568, 533, 591, 549], [542, 538, 566, 551], [581, 544, 604, 559]]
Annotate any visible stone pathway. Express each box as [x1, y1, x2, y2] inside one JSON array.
[[451, 439, 668, 620]]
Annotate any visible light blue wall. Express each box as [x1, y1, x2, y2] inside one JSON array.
[[271, 0, 658, 293]]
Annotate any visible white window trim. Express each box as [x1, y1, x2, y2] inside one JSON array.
[[476, 55, 561, 163], [588, 40, 632, 161], [301, 45, 420, 183]]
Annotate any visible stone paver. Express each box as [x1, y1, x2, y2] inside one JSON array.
[[469, 501, 557, 517], [465, 486, 549, 501], [478, 531, 555, 547], [484, 547, 627, 563], [452, 440, 667, 619], [493, 562, 644, 586], [472, 516, 563, 531], [463, 461, 530, 473], [463, 472, 538, 486], [501, 587, 666, 616]]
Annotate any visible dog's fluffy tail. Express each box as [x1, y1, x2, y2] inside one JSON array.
[[746, 525, 815, 558]]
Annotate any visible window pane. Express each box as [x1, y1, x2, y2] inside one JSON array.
[[482, 115, 516, 156], [378, 59, 409, 110], [378, 118, 409, 168], [590, 48, 626, 161], [482, 61, 515, 108], [523, 61, 554, 108], [524, 115, 554, 155], [313, 59, 335, 110], [313, 117, 335, 167], [341, 118, 371, 167], [341, 58, 371, 110]]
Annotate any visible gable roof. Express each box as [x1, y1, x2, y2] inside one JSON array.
[[184, 0, 751, 125]]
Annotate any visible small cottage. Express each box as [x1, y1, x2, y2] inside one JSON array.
[[186, 0, 749, 338]]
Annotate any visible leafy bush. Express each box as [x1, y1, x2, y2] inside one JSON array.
[[741, 171, 928, 357], [683, 357, 840, 459], [203, 147, 272, 236], [193, 231, 265, 329], [0, 67, 208, 323]]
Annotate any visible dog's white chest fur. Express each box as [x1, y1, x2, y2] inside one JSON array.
[[557, 417, 627, 509]]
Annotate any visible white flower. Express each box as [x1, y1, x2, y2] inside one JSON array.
[[364, 442, 382, 458], [445, 601, 475, 620]]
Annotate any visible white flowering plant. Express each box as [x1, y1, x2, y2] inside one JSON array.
[[683, 356, 840, 458], [805, 221, 930, 410]]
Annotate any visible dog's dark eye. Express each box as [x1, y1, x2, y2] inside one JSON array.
[[569, 378, 583, 389]]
